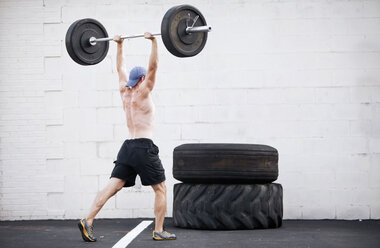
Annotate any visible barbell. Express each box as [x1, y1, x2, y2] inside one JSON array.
[[65, 5, 212, 66]]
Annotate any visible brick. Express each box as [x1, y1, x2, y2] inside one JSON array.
[[153, 89, 184, 106], [326, 1, 367, 18], [63, 91, 79, 107], [374, 107, 380, 137], [277, 172, 304, 188], [64, 142, 97, 159], [46, 125, 64, 143], [303, 137, 368, 155], [44, 91, 63, 108], [179, 89, 216, 106], [369, 155, 380, 187], [63, 192, 83, 210], [64, 176, 81, 193], [332, 68, 380, 87], [331, 103, 372, 120], [116, 191, 154, 209], [112, 91, 123, 107], [373, 87, 380, 103], [302, 173, 336, 189], [47, 193, 64, 210], [96, 107, 125, 125], [213, 89, 248, 105], [34, 175, 64, 193], [62, 71, 98, 91], [248, 88, 316, 104], [331, 35, 378, 52], [80, 158, 114, 175], [371, 205, 380, 219], [43, 7, 61, 24], [80, 124, 113, 142], [97, 142, 121, 159], [335, 172, 369, 189], [44, 79, 62, 91], [96, 74, 119, 91], [292, 69, 333, 87], [163, 106, 196, 123], [43, 40, 61, 57], [0, 57, 44, 74], [46, 158, 81, 175], [336, 205, 370, 220], [151, 140, 180, 159], [315, 87, 350, 104], [98, 174, 111, 190], [250, 104, 331, 121], [350, 87, 375, 103], [43, 23, 63, 41], [369, 138, 380, 153], [196, 105, 244, 123], [351, 189, 380, 206], [78, 91, 98, 107], [62, 110, 80, 141], [349, 120, 372, 137], [152, 123, 181, 140], [61, 5, 97, 23], [97, 91, 113, 107], [302, 205, 336, 219], [132, 208, 155, 218], [0, 1, 43, 7], [113, 124, 129, 140], [181, 122, 248, 141], [334, 154, 371, 174], [0, 8, 43, 23], [283, 205, 302, 219], [45, 143, 64, 159], [283, 188, 304, 206], [346, 18, 380, 35], [44, 57, 62, 76], [278, 34, 331, 53], [64, 175, 99, 194]]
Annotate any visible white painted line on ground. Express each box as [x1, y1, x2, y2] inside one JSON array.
[[112, 220, 153, 248]]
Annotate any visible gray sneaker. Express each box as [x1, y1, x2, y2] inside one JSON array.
[[152, 230, 176, 240], [78, 218, 97, 242]]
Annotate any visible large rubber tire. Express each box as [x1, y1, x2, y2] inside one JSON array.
[[173, 144, 278, 184], [173, 183, 283, 230]]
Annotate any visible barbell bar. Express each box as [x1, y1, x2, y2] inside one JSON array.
[[88, 25, 211, 46]]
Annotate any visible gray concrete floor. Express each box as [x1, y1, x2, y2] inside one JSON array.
[[0, 218, 379, 248]]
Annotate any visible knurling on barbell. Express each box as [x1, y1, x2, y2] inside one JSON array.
[[65, 4, 211, 65]]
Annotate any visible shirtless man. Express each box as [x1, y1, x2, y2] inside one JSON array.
[[78, 32, 176, 242]]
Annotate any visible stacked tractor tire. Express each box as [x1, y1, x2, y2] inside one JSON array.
[[172, 144, 283, 230]]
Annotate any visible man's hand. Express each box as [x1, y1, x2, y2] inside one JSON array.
[[144, 32, 156, 40], [113, 35, 123, 44]]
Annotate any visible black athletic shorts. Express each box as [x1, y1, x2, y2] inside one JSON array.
[[110, 138, 165, 187]]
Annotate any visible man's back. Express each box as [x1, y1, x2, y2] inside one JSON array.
[[114, 32, 158, 140], [122, 87, 155, 139]]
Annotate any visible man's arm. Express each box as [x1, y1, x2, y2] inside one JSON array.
[[144, 32, 158, 92], [114, 35, 128, 95]]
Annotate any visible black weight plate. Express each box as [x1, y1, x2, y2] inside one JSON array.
[[65, 18, 109, 65], [161, 5, 208, 57]]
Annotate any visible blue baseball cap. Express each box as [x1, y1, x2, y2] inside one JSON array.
[[126, 66, 146, 88]]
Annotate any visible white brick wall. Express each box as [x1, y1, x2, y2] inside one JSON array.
[[0, 0, 379, 220]]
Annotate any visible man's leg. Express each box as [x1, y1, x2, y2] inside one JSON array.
[[86, 177, 126, 225], [151, 181, 167, 233]]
